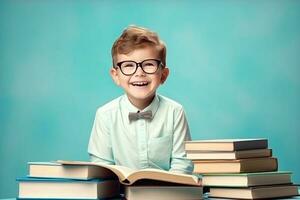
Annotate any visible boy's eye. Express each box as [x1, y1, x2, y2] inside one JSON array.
[[143, 62, 155, 67], [123, 63, 135, 68]]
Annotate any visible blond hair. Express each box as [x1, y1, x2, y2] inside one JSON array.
[[112, 25, 166, 66]]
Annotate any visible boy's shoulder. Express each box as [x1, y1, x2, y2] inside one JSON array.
[[96, 95, 123, 114], [157, 94, 184, 110]]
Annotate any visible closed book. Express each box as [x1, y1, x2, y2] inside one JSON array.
[[185, 138, 267, 151], [208, 184, 299, 199], [202, 171, 292, 187], [187, 148, 272, 160], [193, 157, 278, 174], [17, 177, 120, 199], [28, 162, 114, 179], [125, 185, 203, 200]]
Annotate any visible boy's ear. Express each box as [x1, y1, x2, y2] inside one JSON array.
[[110, 67, 120, 86], [160, 67, 169, 84]]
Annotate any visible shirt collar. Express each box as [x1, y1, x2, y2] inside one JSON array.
[[122, 94, 160, 122]]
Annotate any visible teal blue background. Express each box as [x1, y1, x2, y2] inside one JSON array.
[[1, 0, 300, 198]]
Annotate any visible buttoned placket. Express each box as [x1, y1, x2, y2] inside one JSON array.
[[137, 118, 149, 169], [123, 94, 160, 169]]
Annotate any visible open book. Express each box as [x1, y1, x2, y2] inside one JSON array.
[[56, 160, 201, 186]]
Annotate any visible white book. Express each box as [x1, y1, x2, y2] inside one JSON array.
[[187, 148, 272, 160], [202, 171, 292, 187], [125, 185, 203, 200], [17, 177, 120, 199], [28, 161, 113, 179], [209, 184, 299, 199]]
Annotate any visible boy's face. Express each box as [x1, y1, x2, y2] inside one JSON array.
[[110, 46, 169, 109]]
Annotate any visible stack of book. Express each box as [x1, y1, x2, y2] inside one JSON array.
[[17, 160, 203, 200], [17, 161, 121, 199], [185, 138, 299, 199]]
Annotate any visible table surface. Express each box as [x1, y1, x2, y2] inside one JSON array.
[[3, 190, 300, 200], [2, 197, 300, 200]]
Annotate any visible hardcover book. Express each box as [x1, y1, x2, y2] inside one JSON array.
[[208, 184, 299, 199], [125, 185, 203, 200], [193, 157, 278, 173], [187, 148, 272, 160], [28, 161, 113, 179], [17, 177, 120, 199], [202, 171, 292, 187], [185, 138, 268, 151]]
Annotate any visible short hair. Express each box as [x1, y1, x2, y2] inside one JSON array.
[[111, 25, 166, 66]]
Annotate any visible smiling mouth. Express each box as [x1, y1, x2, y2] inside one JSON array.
[[131, 81, 149, 86]]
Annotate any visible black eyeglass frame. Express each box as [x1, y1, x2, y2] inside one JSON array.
[[114, 59, 164, 76]]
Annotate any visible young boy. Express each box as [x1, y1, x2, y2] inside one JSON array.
[[88, 25, 193, 174]]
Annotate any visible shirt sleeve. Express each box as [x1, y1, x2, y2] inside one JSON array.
[[87, 109, 115, 165], [169, 107, 194, 174]]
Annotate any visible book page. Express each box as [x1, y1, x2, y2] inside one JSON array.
[[104, 165, 137, 181], [56, 160, 200, 186], [127, 168, 200, 186], [56, 160, 136, 181]]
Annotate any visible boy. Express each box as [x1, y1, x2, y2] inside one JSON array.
[[88, 25, 193, 174]]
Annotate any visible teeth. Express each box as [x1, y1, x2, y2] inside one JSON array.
[[131, 81, 148, 86]]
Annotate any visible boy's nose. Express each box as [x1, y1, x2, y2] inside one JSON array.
[[134, 65, 145, 76]]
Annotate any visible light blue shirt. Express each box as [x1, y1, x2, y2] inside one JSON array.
[[87, 94, 193, 174]]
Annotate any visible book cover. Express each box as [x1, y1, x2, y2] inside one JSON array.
[[185, 138, 268, 151], [17, 177, 120, 199], [187, 148, 272, 160], [202, 171, 292, 187], [193, 157, 278, 173], [125, 185, 203, 200], [28, 161, 114, 180], [208, 184, 299, 199]]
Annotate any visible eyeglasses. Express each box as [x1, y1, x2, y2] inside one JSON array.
[[114, 59, 163, 76]]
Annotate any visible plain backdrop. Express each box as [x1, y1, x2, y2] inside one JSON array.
[[1, 0, 300, 198]]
